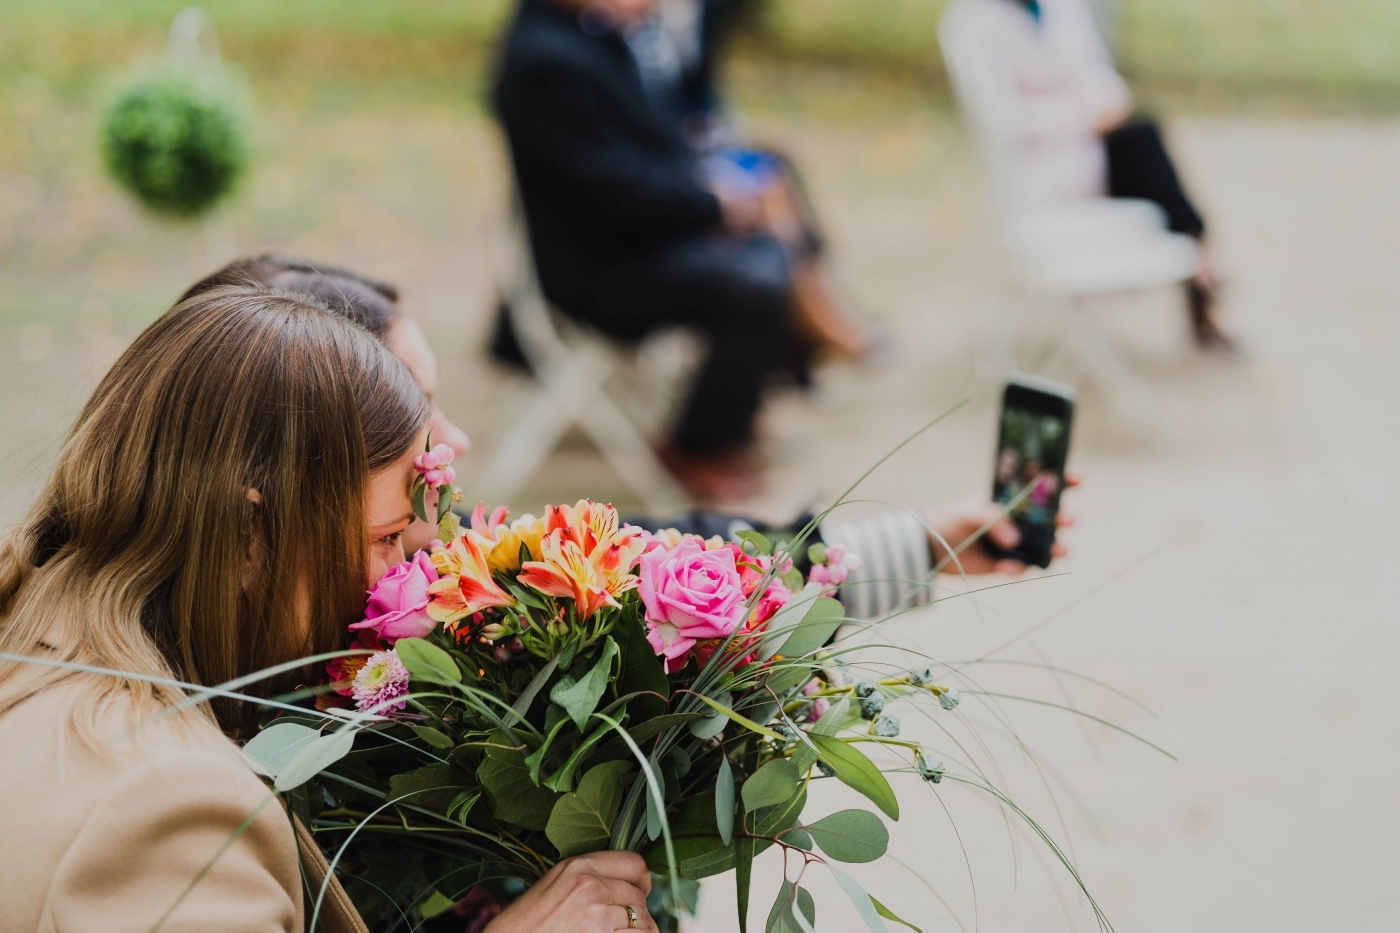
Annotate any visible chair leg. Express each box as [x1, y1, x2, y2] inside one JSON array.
[[1047, 295, 1161, 434]]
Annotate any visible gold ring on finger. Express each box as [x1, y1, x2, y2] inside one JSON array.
[[623, 904, 638, 929]]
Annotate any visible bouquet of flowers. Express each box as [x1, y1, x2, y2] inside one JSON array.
[[242, 445, 1108, 932]]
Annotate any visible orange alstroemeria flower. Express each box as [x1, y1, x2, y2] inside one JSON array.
[[428, 533, 514, 623], [518, 500, 646, 619]]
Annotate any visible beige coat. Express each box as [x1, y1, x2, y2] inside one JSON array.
[[0, 676, 367, 933]]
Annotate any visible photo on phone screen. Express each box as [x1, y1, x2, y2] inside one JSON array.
[[991, 377, 1075, 568]]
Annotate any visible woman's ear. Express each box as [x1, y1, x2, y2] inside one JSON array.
[[242, 488, 265, 594]]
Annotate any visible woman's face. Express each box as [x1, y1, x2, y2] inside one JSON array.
[[365, 427, 431, 589]]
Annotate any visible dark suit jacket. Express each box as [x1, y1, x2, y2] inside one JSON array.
[[492, 0, 723, 304]]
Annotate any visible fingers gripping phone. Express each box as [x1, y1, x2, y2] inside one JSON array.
[[988, 375, 1075, 569]]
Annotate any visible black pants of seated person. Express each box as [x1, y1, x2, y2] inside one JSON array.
[[1103, 117, 1205, 238], [567, 234, 798, 456]]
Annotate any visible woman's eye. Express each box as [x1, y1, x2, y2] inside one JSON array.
[[378, 531, 403, 547]]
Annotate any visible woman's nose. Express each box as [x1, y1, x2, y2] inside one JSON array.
[[431, 407, 471, 459]]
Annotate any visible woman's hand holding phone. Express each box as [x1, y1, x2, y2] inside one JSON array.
[[925, 474, 1080, 575]]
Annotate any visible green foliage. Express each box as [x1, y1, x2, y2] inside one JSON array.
[[805, 809, 888, 863], [827, 862, 890, 933], [774, 596, 845, 659], [274, 729, 353, 792], [715, 755, 735, 846], [545, 759, 633, 857], [242, 721, 318, 778], [100, 67, 248, 219], [550, 637, 618, 730], [477, 729, 558, 830], [810, 734, 900, 820], [741, 758, 800, 812], [396, 637, 462, 685], [613, 604, 670, 721], [872, 897, 924, 933], [387, 763, 475, 813], [765, 881, 817, 933]]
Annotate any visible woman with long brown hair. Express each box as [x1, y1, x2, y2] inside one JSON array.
[[0, 285, 654, 932]]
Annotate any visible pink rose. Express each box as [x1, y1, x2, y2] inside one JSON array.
[[640, 539, 746, 672], [350, 550, 438, 643]]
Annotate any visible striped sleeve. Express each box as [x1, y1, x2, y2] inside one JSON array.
[[820, 510, 934, 620]]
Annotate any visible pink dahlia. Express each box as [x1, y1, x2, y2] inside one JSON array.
[[352, 649, 411, 713]]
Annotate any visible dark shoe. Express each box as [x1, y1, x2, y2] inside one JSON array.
[[1186, 281, 1241, 355]]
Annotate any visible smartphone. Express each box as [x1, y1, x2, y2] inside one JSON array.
[[988, 374, 1075, 569]]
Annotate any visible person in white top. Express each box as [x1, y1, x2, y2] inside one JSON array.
[[943, 0, 1232, 349]]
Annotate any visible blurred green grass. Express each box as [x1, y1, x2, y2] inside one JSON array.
[[4, 0, 1400, 101]]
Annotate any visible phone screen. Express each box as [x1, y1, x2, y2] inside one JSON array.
[[992, 382, 1073, 568]]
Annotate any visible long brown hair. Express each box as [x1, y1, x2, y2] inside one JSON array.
[[0, 285, 429, 737]]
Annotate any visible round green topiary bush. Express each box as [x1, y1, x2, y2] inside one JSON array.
[[101, 69, 249, 219]]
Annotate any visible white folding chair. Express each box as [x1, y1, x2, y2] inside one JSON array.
[[477, 199, 692, 514], [939, 0, 1199, 425]]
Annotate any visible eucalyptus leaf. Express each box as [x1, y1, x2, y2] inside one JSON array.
[[777, 597, 845, 659], [783, 827, 814, 850], [742, 758, 800, 812], [242, 722, 318, 778], [827, 863, 890, 933], [872, 897, 925, 933], [792, 698, 849, 771], [550, 637, 618, 730], [274, 729, 355, 792], [395, 637, 462, 685], [810, 734, 900, 820], [757, 584, 822, 662], [545, 759, 634, 857], [736, 833, 756, 933], [715, 755, 735, 846], [765, 882, 817, 933], [806, 809, 889, 863]]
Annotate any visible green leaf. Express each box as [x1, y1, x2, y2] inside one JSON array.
[[736, 833, 756, 933], [715, 755, 735, 846], [807, 542, 827, 565], [742, 758, 800, 812], [437, 509, 460, 546], [872, 897, 924, 933], [777, 597, 845, 659], [558, 633, 582, 671], [735, 529, 773, 556], [780, 567, 807, 592], [810, 734, 899, 820], [765, 882, 817, 933], [410, 479, 428, 523], [827, 863, 889, 933], [628, 712, 706, 745], [275, 729, 355, 792], [792, 699, 849, 772], [677, 786, 807, 879], [395, 637, 462, 685], [550, 637, 618, 730], [545, 759, 634, 857], [613, 604, 670, 721], [388, 764, 474, 812], [783, 827, 814, 850], [436, 484, 453, 523], [690, 693, 786, 741], [646, 834, 727, 875], [505, 656, 559, 727], [806, 809, 889, 863], [242, 722, 318, 778], [446, 789, 481, 825], [756, 585, 821, 662], [545, 706, 629, 792], [477, 729, 559, 830], [410, 725, 455, 750]]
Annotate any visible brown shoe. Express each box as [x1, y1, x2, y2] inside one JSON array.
[[656, 443, 763, 503]]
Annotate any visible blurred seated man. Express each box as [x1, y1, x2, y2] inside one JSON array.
[[492, 0, 868, 501], [942, 0, 1233, 349]]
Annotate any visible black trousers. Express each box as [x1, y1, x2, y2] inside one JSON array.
[[1104, 118, 1205, 238], [566, 234, 800, 455]]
